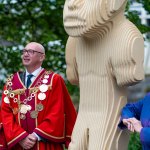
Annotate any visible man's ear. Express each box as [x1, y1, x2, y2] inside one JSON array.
[[40, 55, 45, 62], [108, 0, 127, 13], [105, 0, 128, 17]]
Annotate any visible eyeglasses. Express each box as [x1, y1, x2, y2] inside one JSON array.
[[21, 49, 44, 55]]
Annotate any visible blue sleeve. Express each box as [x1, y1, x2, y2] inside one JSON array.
[[121, 99, 143, 119], [140, 127, 150, 146], [118, 98, 144, 129]]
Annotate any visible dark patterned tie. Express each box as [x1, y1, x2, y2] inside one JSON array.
[[26, 74, 33, 88]]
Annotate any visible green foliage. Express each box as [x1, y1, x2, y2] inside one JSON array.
[[125, 1, 150, 34], [128, 133, 142, 150], [0, 0, 79, 104], [126, 11, 150, 34], [126, 1, 150, 147], [0, 0, 70, 95], [0, 1, 149, 148], [136, 0, 150, 14], [0, 0, 149, 93]]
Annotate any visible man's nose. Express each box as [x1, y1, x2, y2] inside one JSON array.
[[68, 0, 83, 10]]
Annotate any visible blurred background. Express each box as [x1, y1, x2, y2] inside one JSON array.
[[0, 0, 149, 149]]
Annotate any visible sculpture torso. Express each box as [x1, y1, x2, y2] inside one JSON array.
[[63, 0, 144, 149]]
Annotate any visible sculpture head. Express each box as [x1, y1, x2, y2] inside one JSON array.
[[63, 0, 127, 37]]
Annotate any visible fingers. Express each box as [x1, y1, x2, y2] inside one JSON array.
[[19, 134, 37, 149], [122, 119, 128, 125], [123, 119, 130, 127], [128, 117, 137, 123], [128, 118, 143, 133], [26, 136, 36, 149], [28, 134, 37, 142], [123, 118, 143, 133], [127, 122, 134, 132], [123, 119, 134, 132]]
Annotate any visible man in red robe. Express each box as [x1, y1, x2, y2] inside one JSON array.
[[1, 42, 77, 150]]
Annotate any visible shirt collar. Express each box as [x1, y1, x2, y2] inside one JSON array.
[[26, 67, 42, 77]]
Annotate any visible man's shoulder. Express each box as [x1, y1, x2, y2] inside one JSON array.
[[8, 70, 25, 76], [52, 73, 64, 81], [49, 72, 65, 83], [44, 70, 63, 78], [43, 70, 64, 82], [5, 70, 24, 81]]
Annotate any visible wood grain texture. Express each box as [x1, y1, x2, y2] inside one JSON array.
[[63, 0, 144, 149]]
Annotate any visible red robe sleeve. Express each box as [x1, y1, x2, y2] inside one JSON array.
[[1, 86, 29, 149], [34, 74, 77, 147], [0, 108, 7, 150], [62, 78, 77, 148]]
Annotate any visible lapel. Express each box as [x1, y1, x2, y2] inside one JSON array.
[[29, 69, 46, 88], [19, 71, 26, 85]]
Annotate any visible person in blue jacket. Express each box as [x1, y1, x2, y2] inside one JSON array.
[[118, 93, 150, 150]]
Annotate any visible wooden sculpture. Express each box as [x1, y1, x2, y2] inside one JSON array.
[[63, 0, 144, 149]]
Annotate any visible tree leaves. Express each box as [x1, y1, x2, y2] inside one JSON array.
[[0, 0, 149, 102]]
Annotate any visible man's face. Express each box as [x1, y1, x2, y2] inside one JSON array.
[[63, 0, 108, 36], [21, 43, 45, 69], [63, 0, 126, 37]]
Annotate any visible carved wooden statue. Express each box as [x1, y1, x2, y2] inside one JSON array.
[[63, 0, 144, 149]]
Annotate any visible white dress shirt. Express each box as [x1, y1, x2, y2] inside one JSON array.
[[25, 67, 43, 87]]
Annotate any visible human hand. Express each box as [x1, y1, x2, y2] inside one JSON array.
[[123, 118, 143, 133], [29, 133, 38, 141], [127, 117, 143, 133], [123, 118, 134, 132], [19, 134, 37, 149]]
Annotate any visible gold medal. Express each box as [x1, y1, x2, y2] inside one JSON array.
[[38, 93, 46, 100], [20, 104, 28, 114], [26, 105, 32, 111], [36, 103, 44, 111], [4, 97, 10, 104], [44, 75, 49, 79], [42, 79, 48, 84], [39, 84, 48, 93], [20, 113, 26, 120], [30, 110, 38, 119]]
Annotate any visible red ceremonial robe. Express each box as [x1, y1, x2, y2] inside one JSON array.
[[1, 69, 77, 150], [0, 109, 7, 150]]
